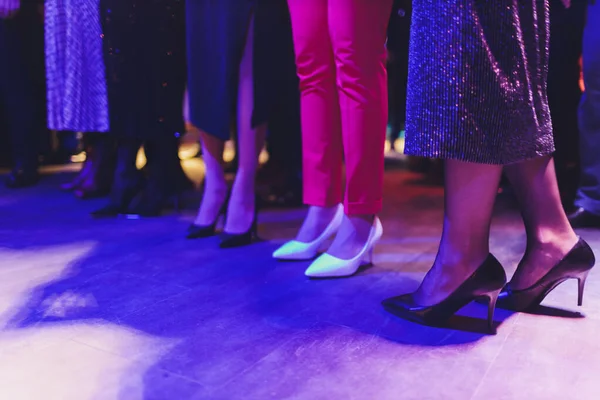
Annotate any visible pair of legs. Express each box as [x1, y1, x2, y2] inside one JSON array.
[[415, 156, 579, 306], [194, 17, 267, 234], [287, 0, 391, 259]]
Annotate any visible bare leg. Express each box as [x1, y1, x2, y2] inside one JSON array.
[[413, 159, 503, 306], [225, 15, 267, 234], [504, 156, 578, 289], [193, 131, 228, 226]]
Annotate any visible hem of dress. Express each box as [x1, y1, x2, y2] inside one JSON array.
[[47, 125, 110, 133], [402, 149, 556, 166], [189, 117, 230, 141]]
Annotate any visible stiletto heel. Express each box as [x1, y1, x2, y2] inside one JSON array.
[[272, 204, 344, 260], [382, 254, 507, 334], [484, 288, 502, 333], [577, 270, 589, 306], [187, 194, 229, 239], [219, 198, 260, 248], [497, 238, 595, 311], [304, 217, 383, 278], [364, 249, 374, 265]]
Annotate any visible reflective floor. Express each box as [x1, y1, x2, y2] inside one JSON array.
[[0, 164, 598, 400]]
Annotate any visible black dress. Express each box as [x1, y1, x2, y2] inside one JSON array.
[[100, 0, 186, 140], [186, 0, 283, 141]]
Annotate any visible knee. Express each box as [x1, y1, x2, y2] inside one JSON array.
[[294, 50, 335, 91], [334, 47, 386, 96]]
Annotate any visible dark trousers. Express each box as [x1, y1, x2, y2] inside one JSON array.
[[575, 1, 600, 214], [257, 0, 302, 183], [548, 0, 586, 205], [386, 0, 411, 142], [0, 17, 40, 172]]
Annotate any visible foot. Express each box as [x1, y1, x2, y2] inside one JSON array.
[[296, 206, 341, 243], [304, 216, 382, 278], [194, 182, 228, 226], [411, 255, 488, 307], [509, 234, 579, 291], [568, 207, 600, 229], [223, 196, 256, 235], [326, 215, 375, 260]]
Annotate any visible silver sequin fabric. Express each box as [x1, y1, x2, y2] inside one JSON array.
[[45, 0, 109, 132], [404, 0, 555, 165]]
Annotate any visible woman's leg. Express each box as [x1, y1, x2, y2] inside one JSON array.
[[193, 131, 228, 226], [326, 0, 392, 259], [413, 159, 503, 306], [225, 15, 267, 234], [287, 0, 344, 242], [504, 156, 578, 289]]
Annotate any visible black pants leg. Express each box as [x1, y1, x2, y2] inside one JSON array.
[[386, 0, 411, 145], [548, 0, 586, 206], [0, 18, 39, 175], [256, 0, 302, 195]]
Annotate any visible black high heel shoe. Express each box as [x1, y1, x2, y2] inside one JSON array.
[[218, 198, 260, 249], [382, 254, 507, 333], [496, 238, 595, 312], [187, 195, 229, 239]]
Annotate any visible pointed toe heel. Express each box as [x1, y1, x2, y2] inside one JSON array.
[[219, 220, 258, 248], [187, 222, 219, 239], [304, 217, 383, 278], [219, 200, 260, 249], [383, 254, 507, 334], [273, 204, 344, 261], [187, 194, 228, 239], [497, 238, 595, 312]]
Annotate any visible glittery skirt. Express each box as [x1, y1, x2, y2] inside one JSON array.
[[404, 0, 554, 165], [45, 0, 109, 133]]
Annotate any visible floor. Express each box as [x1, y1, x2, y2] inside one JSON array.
[[0, 163, 599, 400]]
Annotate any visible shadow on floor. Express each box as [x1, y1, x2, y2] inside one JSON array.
[[2, 169, 581, 398]]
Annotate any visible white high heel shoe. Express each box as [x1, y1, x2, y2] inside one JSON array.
[[272, 204, 344, 261], [304, 216, 383, 278]]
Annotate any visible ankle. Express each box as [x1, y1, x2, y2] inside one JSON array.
[[436, 247, 490, 274], [309, 204, 339, 212], [295, 205, 340, 243], [347, 214, 375, 224], [527, 229, 578, 254]]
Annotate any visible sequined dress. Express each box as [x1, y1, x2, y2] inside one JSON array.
[[404, 0, 554, 165], [45, 0, 109, 132]]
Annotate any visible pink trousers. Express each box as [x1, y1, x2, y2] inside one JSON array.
[[287, 0, 392, 215]]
